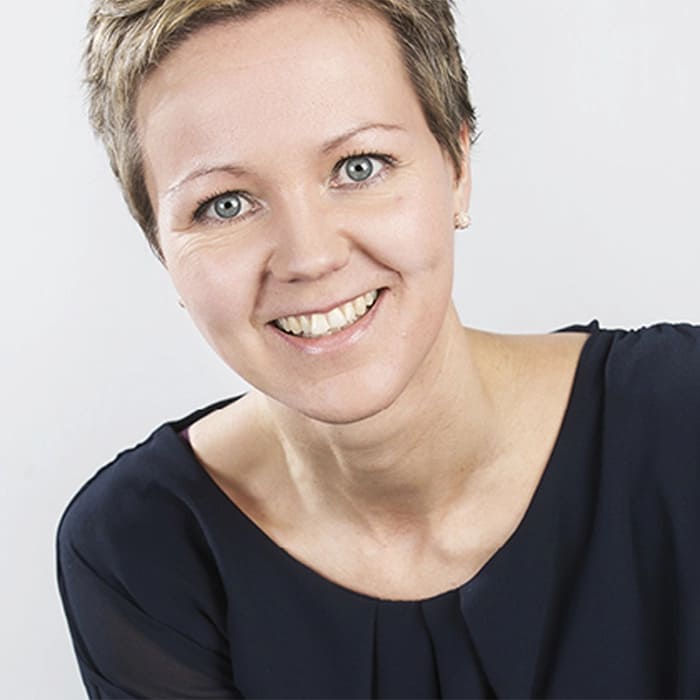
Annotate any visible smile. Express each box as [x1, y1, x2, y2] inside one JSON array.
[[274, 290, 379, 338]]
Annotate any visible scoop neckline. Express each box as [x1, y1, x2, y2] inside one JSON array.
[[166, 321, 601, 606]]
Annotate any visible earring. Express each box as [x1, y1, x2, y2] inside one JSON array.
[[177, 299, 186, 309], [454, 212, 472, 230]]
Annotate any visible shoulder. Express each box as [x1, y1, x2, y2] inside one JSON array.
[[56, 407, 232, 636], [58, 396, 240, 561], [588, 323, 700, 518], [591, 324, 700, 582], [601, 321, 700, 417], [468, 324, 591, 404], [58, 423, 189, 559], [56, 407, 245, 694]]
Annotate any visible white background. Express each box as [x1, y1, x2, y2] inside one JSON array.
[[2, 1, 698, 697]]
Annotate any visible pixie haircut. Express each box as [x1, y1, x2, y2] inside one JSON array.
[[85, 0, 478, 261]]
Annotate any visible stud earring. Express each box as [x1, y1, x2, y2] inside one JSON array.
[[454, 212, 472, 230], [177, 299, 185, 309]]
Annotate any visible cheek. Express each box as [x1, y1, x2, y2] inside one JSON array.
[[167, 238, 264, 330], [356, 185, 455, 274]]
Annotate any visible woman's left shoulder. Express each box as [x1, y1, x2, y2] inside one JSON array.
[[605, 319, 700, 358], [591, 322, 700, 502], [602, 321, 700, 413], [594, 324, 700, 575]]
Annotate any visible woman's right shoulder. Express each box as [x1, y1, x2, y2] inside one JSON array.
[[56, 425, 192, 579], [56, 397, 246, 588], [55, 404, 245, 694]]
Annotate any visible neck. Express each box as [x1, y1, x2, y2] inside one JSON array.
[[258, 306, 506, 537]]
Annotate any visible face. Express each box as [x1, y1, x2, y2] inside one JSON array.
[[137, 1, 470, 424]]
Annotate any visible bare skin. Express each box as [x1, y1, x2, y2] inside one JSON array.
[[188, 327, 589, 600], [136, 3, 591, 600]]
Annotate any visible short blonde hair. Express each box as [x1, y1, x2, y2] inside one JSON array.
[[85, 0, 478, 260]]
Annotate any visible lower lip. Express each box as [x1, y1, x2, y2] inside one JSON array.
[[268, 290, 385, 355]]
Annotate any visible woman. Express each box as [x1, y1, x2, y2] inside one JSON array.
[[57, 0, 700, 698]]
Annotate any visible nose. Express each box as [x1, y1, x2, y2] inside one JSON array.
[[267, 191, 351, 282]]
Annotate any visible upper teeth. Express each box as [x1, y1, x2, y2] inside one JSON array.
[[275, 290, 379, 338]]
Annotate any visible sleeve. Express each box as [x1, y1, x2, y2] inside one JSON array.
[[609, 322, 700, 439], [56, 458, 244, 699], [610, 322, 700, 689]]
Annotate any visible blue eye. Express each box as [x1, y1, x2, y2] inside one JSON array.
[[194, 191, 253, 224], [212, 193, 243, 219], [333, 154, 395, 188], [343, 156, 375, 182]]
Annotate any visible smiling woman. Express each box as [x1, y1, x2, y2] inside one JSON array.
[[137, 5, 468, 425], [56, 1, 700, 699]]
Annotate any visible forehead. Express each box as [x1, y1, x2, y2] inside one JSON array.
[[136, 2, 427, 182]]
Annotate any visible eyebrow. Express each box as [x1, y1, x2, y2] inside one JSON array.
[[320, 122, 405, 154], [164, 122, 405, 198]]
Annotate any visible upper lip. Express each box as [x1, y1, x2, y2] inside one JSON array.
[[267, 288, 381, 322]]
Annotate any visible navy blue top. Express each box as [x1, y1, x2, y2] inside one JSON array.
[[56, 320, 700, 699]]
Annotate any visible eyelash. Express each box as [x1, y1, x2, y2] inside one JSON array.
[[331, 150, 397, 189], [192, 150, 397, 225], [192, 190, 254, 224]]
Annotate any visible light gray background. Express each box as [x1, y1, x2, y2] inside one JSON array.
[[2, 1, 698, 696]]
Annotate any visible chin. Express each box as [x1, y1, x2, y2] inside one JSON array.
[[269, 372, 409, 427], [298, 398, 393, 426]]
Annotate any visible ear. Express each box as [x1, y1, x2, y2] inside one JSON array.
[[452, 123, 472, 216]]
